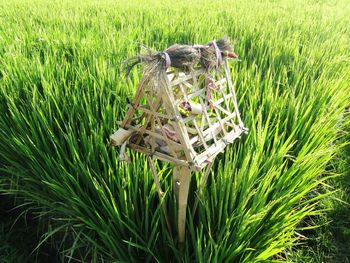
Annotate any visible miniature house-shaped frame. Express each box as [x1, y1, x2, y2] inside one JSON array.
[[116, 60, 245, 171], [111, 39, 247, 243]]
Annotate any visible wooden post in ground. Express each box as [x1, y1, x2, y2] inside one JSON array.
[[174, 165, 191, 243]]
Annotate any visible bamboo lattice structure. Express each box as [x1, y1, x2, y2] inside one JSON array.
[[111, 38, 247, 244]]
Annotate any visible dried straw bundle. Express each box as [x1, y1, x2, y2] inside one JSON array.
[[125, 37, 238, 93], [198, 37, 238, 70], [125, 45, 200, 76], [165, 44, 200, 70]]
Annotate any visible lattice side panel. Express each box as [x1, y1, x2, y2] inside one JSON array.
[[193, 63, 245, 167], [166, 64, 246, 168], [118, 85, 190, 166]]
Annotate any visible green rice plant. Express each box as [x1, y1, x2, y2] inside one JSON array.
[[0, 0, 349, 262], [0, 224, 29, 263], [284, 113, 350, 262]]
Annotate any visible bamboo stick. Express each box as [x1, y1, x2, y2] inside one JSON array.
[[147, 98, 178, 157], [194, 129, 243, 166], [212, 93, 234, 107], [192, 119, 209, 149], [161, 81, 196, 163], [138, 106, 173, 120], [119, 123, 183, 150], [121, 76, 150, 128], [127, 143, 203, 170], [175, 165, 191, 243], [189, 112, 237, 144], [135, 96, 162, 145], [170, 69, 205, 86], [224, 60, 244, 127], [173, 166, 180, 201]]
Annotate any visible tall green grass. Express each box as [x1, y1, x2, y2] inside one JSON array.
[[0, 0, 349, 261], [286, 114, 350, 262]]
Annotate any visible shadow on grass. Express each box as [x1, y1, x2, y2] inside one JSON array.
[[0, 196, 61, 263]]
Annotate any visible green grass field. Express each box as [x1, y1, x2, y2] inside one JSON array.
[[0, 0, 349, 262]]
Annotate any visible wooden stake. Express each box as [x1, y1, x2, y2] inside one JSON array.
[[173, 166, 180, 201], [175, 165, 191, 243]]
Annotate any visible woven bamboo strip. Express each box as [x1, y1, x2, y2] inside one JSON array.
[[182, 115, 196, 124], [177, 83, 206, 151], [138, 106, 173, 120], [135, 96, 162, 145], [170, 69, 205, 86], [147, 98, 178, 157], [121, 77, 149, 128], [128, 143, 197, 168], [194, 129, 243, 165], [178, 84, 206, 138], [201, 95, 218, 145], [192, 119, 209, 149], [174, 89, 203, 105], [212, 94, 234, 107], [119, 124, 184, 151], [161, 81, 196, 164], [212, 106, 227, 138], [181, 80, 196, 93], [213, 78, 238, 129], [215, 104, 233, 117], [190, 71, 209, 142], [224, 60, 244, 127], [189, 112, 237, 144], [134, 112, 152, 145]]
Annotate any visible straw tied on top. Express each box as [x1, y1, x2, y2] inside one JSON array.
[[125, 37, 238, 93], [127, 37, 238, 71]]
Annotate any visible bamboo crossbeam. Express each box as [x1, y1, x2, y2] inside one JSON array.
[[119, 124, 184, 151], [224, 60, 244, 127], [194, 129, 243, 166], [192, 119, 209, 149], [212, 94, 234, 107], [169, 69, 205, 86], [181, 80, 197, 92], [182, 115, 196, 124], [215, 104, 232, 117], [138, 106, 173, 120], [128, 143, 202, 169], [135, 96, 162, 145], [121, 77, 150, 128], [189, 112, 237, 144], [147, 98, 178, 157], [174, 89, 204, 106]]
